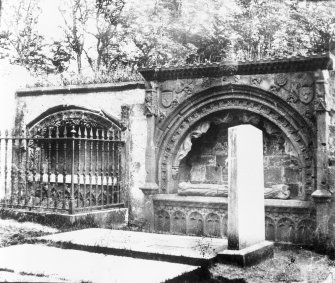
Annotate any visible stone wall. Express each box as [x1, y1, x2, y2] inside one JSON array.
[[14, 82, 148, 221], [327, 70, 335, 242], [153, 71, 316, 197], [157, 72, 316, 129], [178, 110, 301, 198]]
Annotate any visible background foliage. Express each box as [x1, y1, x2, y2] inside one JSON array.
[[0, 0, 334, 87]]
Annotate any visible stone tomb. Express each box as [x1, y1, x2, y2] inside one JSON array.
[[218, 124, 273, 266]]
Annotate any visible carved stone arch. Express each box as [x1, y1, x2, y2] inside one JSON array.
[[205, 213, 221, 237], [296, 218, 316, 245], [171, 210, 186, 234], [265, 216, 276, 241], [156, 84, 315, 196], [188, 211, 203, 236], [155, 209, 170, 232], [277, 217, 295, 243], [26, 105, 124, 137]]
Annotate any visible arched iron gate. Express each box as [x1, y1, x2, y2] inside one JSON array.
[[0, 125, 124, 214]]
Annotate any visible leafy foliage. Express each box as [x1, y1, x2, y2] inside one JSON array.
[[0, 0, 335, 87]]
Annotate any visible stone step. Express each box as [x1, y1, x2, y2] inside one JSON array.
[[38, 228, 227, 266]]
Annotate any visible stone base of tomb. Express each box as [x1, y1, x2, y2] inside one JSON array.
[[153, 194, 316, 245], [0, 207, 128, 229], [217, 241, 274, 267]]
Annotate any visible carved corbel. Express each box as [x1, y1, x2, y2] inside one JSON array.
[[144, 81, 159, 117], [171, 166, 179, 180], [144, 89, 156, 117], [121, 105, 130, 130]]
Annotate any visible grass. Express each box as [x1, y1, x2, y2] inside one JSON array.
[[0, 218, 334, 282], [26, 66, 144, 88], [0, 218, 58, 247], [210, 245, 334, 283]]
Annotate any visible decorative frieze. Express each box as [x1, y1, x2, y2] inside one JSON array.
[[153, 195, 316, 244]]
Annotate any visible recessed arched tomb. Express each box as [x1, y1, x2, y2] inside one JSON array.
[[176, 110, 302, 200]]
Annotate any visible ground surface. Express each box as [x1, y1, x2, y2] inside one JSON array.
[[210, 246, 335, 283], [0, 219, 58, 247], [0, 219, 334, 282]]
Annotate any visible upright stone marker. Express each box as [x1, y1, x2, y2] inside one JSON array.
[[228, 124, 265, 249], [218, 124, 273, 266]]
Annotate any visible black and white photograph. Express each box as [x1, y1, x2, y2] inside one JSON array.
[[0, 0, 335, 282]]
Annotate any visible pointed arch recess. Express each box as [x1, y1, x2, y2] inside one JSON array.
[[156, 84, 316, 196]]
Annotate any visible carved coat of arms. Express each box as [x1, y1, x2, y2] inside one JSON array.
[[299, 86, 314, 104], [161, 91, 173, 108]]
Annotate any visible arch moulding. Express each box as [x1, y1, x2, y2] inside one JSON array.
[[26, 105, 125, 136], [156, 84, 316, 198]]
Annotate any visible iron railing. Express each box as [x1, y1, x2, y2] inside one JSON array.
[[0, 126, 124, 214]]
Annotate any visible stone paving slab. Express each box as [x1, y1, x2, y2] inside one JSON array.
[[39, 228, 227, 265], [0, 244, 198, 283]]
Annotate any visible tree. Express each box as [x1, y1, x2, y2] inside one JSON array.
[[0, 0, 49, 72], [88, 0, 127, 72], [59, 0, 90, 74], [292, 2, 335, 54]]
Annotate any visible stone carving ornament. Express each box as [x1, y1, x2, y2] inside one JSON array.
[[274, 73, 288, 87], [175, 80, 194, 96], [158, 110, 166, 122], [161, 90, 173, 108], [251, 76, 262, 86], [299, 86, 314, 104], [287, 81, 300, 103], [144, 90, 156, 116], [28, 110, 119, 137], [177, 182, 291, 199], [171, 99, 179, 108]]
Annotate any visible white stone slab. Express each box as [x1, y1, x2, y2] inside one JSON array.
[[0, 244, 198, 283], [39, 228, 226, 260], [228, 124, 265, 250]]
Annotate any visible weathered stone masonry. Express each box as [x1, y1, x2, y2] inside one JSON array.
[[138, 53, 335, 245], [6, 53, 335, 247]]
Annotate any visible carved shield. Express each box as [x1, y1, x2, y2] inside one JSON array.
[[299, 86, 314, 104], [161, 91, 173, 108]]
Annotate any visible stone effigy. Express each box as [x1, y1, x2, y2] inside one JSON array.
[[178, 182, 290, 199]]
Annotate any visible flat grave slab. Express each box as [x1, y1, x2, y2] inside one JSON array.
[[0, 244, 199, 283], [39, 228, 227, 265]]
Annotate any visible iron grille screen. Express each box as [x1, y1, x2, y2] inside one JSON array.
[[0, 125, 124, 214]]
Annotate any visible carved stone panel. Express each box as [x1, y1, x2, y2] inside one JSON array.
[[155, 210, 170, 232], [296, 219, 315, 245], [205, 213, 221, 237], [161, 90, 173, 108], [277, 218, 295, 242], [265, 217, 276, 241], [299, 86, 314, 104], [188, 211, 203, 236], [171, 211, 186, 234], [222, 214, 228, 237]]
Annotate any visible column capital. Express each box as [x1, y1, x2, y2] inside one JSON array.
[[140, 182, 159, 196], [311, 189, 332, 204]]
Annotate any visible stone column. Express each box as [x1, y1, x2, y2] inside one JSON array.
[[312, 70, 332, 235], [140, 83, 159, 231], [218, 124, 273, 266], [140, 84, 159, 195]]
